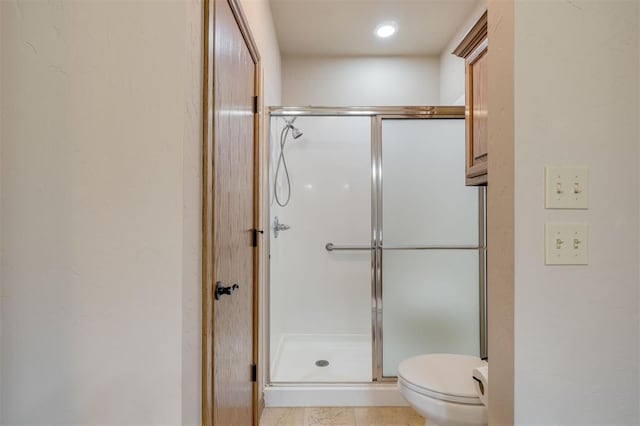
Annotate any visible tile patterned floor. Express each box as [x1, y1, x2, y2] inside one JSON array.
[[260, 407, 425, 426]]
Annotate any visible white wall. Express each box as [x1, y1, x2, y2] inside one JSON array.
[[513, 1, 639, 424], [485, 0, 514, 423], [439, 1, 486, 105], [0, 2, 3, 420], [182, 2, 203, 425], [0, 0, 5, 420], [282, 56, 440, 106], [0, 1, 202, 424], [240, 0, 282, 107]]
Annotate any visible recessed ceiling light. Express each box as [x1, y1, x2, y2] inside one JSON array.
[[375, 22, 397, 38]]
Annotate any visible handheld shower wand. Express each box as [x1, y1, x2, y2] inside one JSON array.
[[274, 117, 303, 207]]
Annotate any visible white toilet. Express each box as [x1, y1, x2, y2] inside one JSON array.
[[397, 354, 488, 426]]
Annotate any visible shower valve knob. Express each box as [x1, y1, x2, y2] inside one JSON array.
[[215, 282, 239, 300]]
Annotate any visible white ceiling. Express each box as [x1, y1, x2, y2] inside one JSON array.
[[269, 0, 482, 57]]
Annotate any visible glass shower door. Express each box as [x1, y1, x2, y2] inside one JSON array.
[[379, 118, 483, 378]]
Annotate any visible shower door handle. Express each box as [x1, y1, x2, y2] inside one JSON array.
[[215, 281, 239, 300]]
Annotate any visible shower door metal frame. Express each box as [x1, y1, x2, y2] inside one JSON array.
[[266, 106, 487, 386]]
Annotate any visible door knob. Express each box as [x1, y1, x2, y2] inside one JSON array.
[[215, 281, 239, 300]]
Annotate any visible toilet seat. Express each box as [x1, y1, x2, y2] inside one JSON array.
[[398, 376, 481, 405], [397, 354, 487, 406]]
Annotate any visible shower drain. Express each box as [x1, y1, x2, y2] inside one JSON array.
[[315, 360, 330, 367]]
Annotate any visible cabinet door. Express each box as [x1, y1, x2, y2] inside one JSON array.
[[466, 39, 488, 185]]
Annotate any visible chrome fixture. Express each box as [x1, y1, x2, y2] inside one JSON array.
[[272, 216, 290, 239], [325, 243, 371, 252], [325, 242, 484, 252], [286, 117, 304, 140], [269, 106, 464, 117], [379, 245, 484, 250], [274, 117, 304, 207]]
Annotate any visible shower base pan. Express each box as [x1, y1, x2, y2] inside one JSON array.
[[266, 334, 407, 407], [270, 334, 372, 382]]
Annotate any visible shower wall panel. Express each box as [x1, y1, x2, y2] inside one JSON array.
[[269, 116, 372, 382]]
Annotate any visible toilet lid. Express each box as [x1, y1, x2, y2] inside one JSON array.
[[397, 354, 486, 405]]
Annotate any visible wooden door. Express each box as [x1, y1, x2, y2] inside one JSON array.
[[203, 0, 260, 424]]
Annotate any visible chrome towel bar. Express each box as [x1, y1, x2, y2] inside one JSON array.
[[325, 242, 486, 252], [381, 245, 486, 250], [325, 243, 371, 252]]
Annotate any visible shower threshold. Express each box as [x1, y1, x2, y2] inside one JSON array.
[[264, 383, 407, 407]]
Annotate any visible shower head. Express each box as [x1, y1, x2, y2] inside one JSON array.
[[284, 117, 303, 139], [291, 126, 303, 139]]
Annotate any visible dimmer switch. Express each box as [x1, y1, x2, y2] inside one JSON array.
[[545, 166, 589, 209]]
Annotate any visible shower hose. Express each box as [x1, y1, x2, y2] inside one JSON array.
[[274, 123, 293, 207]]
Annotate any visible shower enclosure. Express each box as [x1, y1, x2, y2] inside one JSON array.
[[266, 107, 486, 400]]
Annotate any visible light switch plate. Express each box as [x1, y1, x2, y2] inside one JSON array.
[[545, 166, 589, 209], [545, 223, 588, 265]]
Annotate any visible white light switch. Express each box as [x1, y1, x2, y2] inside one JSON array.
[[545, 166, 589, 209], [545, 223, 588, 265]]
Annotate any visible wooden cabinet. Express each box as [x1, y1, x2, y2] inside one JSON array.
[[454, 11, 488, 186]]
